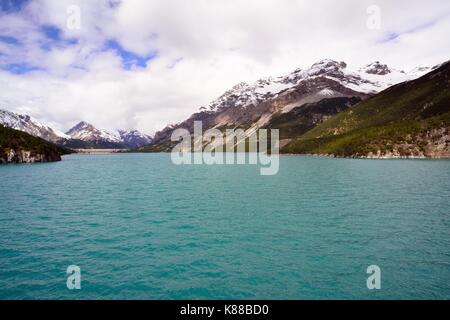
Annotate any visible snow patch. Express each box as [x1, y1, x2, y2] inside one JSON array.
[[254, 81, 292, 95], [318, 88, 335, 96]]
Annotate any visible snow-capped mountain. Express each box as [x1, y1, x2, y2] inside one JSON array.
[[204, 59, 428, 113], [0, 111, 153, 149], [66, 121, 152, 148], [118, 130, 153, 148], [359, 61, 393, 75], [150, 59, 431, 147], [0, 109, 70, 143], [66, 121, 122, 143]]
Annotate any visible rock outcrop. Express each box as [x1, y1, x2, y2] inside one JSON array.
[[1, 148, 62, 164], [1, 124, 69, 164]]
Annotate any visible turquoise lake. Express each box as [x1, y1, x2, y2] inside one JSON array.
[[0, 153, 449, 299]]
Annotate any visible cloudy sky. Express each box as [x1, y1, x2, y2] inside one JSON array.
[[0, 0, 449, 134]]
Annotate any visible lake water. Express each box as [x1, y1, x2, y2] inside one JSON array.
[[0, 153, 449, 299]]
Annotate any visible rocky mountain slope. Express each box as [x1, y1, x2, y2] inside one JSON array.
[[64, 121, 152, 149], [283, 61, 450, 158], [266, 96, 362, 140], [0, 124, 71, 164], [0, 109, 70, 143], [144, 59, 431, 152], [66, 121, 122, 143], [118, 129, 153, 148]]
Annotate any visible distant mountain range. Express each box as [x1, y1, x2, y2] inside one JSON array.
[[142, 59, 439, 154], [63, 121, 152, 149], [2, 58, 448, 158], [0, 111, 152, 149]]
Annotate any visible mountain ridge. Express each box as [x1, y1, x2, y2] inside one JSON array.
[[0, 109, 70, 143], [282, 60, 450, 158], [0, 111, 153, 149], [143, 59, 431, 152]]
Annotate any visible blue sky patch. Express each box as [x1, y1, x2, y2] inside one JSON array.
[[105, 39, 157, 70], [39, 24, 78, 51], [41, 25, 62, 41], [0, 35, 20, 45], [0, 0, 29, 12], [0, 63, 41, 74]]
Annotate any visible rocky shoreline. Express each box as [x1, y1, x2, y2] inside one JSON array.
[[283, 153, 450, 159], [0, 148, 62, 164]]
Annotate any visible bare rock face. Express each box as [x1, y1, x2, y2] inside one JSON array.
[[1, 149, 62, 164], [362, 61, 392, 75], [6, 149, 16, 162], [421, 128, 450, 158], [364, 127, 450, 159]]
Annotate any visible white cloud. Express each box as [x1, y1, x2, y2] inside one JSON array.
[[0, 0, 449, 134]]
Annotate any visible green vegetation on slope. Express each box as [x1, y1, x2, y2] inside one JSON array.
[[266, 96, 361, 139], [283, 61, 450, 157], [283, 112, 450, 157], [138, 97, 362, 153], [0, 125, 72, 162]]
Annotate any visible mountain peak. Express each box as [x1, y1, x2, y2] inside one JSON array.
[[307, 59, 347, 77], [202, 58, 434, 113], [312, 59, 347, 68], [66, 121, 120, 143], [117, 129, 153, 148], [311, 59, 347, 70], [67, 121, 94, 133], [361, 61, 392, 75], [0, 109, 70, 142]]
